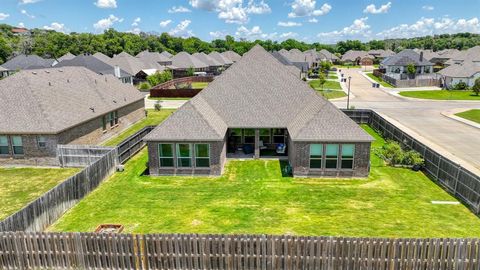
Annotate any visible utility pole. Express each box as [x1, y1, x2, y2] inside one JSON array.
[[347, 76, 352, 110]]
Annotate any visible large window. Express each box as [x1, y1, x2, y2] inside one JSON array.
[[243, 129, 255, 144], [37, 136, 47, 148], [12, 136, 23, 155], [109, 112, 115, 127], [159, 144, 174, 167], [309, 144, 323, 169], [230, 129, 242, 145], [325, 144, 339, 169], [113, 111, 119, 125], [195, 144, 210, 168], [259, 129, 270, 144], [0, 136, 8, 155], [341, 144, 355, 169], [102, 116, 107, 131], [272, 129, 285, 144], [176, 144, 192, 167]]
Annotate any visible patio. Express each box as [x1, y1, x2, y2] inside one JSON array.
[[227, 128, 289, 159]]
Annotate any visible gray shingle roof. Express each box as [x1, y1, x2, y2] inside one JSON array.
[[270, 51, 302, 75], [145, 45, 372, 143], [209, 51, 233, 66], [368, 49, 395, 58], [111, 52, 165, 75], [1, 54, 54, 70], [0, 67, 144, 134], [341, 51, 373, 62], [221, 51, 242, 62], [445, 46, 480, 65], [55, 55, 132, 78], [193, 52, 223, 67], [438, 61, 480, 78], [381, 49, 434, 66], [57, 52, 76, 62], [136, 50, 172, 64], [160, 51, 173, 58], [319, 49, 339, 61], [171, 52, 208, 69]]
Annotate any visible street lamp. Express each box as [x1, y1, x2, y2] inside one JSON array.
[[347, 76, 352, 110]]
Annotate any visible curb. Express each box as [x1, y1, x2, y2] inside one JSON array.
[[441, 109, 480, 130]]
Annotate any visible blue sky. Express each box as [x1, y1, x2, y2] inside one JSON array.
[[0, 0, 479, 43]]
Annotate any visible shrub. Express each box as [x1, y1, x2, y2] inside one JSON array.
[[138, 82, 151, 90], [453, 81, 468, 90], [154, 101, 161, 111], [147, 70, 173, 87], [186, 67, 195, 77], [406, 63, 416, 75], [472, 78, 480, 96], [377, 140, 424, 167], [403, 150, 424, 166]]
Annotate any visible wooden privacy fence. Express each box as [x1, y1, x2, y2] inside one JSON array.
[[0, 149, 118, 232], [1, 232, 479, 270], [117, 125, 156, 164], [57, 145, 115, 167], [342, 109, 480, 215]]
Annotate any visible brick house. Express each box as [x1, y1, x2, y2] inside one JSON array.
[[144, 45, 373, 178], [0, 67, 145, 165]]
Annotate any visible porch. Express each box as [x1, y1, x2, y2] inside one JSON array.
[[226, 128, 289, 159]]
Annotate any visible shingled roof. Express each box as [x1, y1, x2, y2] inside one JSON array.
[[111, 52, 165, 75], [438, 61, 480, 78], [160, 51, 173, 58], [1, 54, 54, 70], [136, 50, 172, 64], [171, 52, 208, 69], [381, 49, 433, 66], [57, 52, 76, 62], [319, 49, 339, 61], [55, 54, 132, 78], [145, 45, 372, 142], [222, 51, 242, 62], [209, 51, 233, 66], [0, 67, 144, 134], [341, 50, 373, 62], [193, 52, 223, 67]]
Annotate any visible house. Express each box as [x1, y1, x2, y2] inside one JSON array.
[[444, 46, 480, 66], [368, 49, 395, 61], [192, 52, 223, 74], [380, 49, 434, 75], [136, 50, 172, 66], [57, 52, 76, 63], [170, 52, 209, 77], [11, 27, 30, 36], [1, 54, 56, 76], [0, 67, 145, 165], [270, 51, 305, 78], [222, 51, 242, 63], [414, 49, 460, 68], [319, 49, 340, 63], [92, 52, 113, 65], [341, 51, 374, 66], [209, 51, 233, 67], [160, 51, 173, 58], [55, 54, 134, 84], [438, 60, 480, 88], [144, 45, 373, 178], [278, 49, 310, 70], [111, 52, 165, 84]]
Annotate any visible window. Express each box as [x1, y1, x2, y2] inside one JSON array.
[[114, 111, 119, 125], [243, 129, 255, 144], [195, 144, 210, 168], [109, 112, 115, 127], [37, 136, 47, 148], [12, 136, 23, 155], [159, 144, 174, 167], [230, 129, 242, 145], [259, 129, 270, 144], [325, 144, 339, 169], [176, 144, 192, 167], [102, 115, 107, 131], [0, 136, 8, 155], [341, 144, 355, 169], [273, 129, 285, 144], [309, 144, 323, 169]]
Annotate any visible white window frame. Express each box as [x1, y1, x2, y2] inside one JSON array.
[[37, 136, 47, 148]]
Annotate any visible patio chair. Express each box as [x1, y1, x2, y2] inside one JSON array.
[[259, 141, 267, 150], [276, 144, 286, 154]]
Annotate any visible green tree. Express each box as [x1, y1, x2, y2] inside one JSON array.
[[318, 73, 326, 91], [472, 78, 480, 96], [0, 36, 12, 64], [406, 64, 416, 75], [146, 70, 172, 86], [186, 67, 195, 77]]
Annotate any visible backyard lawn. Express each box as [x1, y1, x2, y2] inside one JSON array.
[[365, 72, 394, 88], [0, 167, 79, 220], [316, 90, 346, 99], [399, 90, 480, 100], [455, 109, 480, 124], [49, 126, 480, 237], [309, 80, 342, 90], [102, 109, 175, 146], [191, 82, 209, 89]]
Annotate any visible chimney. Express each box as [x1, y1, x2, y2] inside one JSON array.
[[420, 51, 424, 62], [114, 65, 121, 78]]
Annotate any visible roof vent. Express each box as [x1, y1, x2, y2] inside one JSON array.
[[48, 82, 52, 86], [67, 79, 70, 83], [124, 97, 127, 101], [58, 70, 63, 72], [94, 79, 97, 84], [113, 100, 117, 103], [90, 107, 95, 112], [105, 77, 107, 82], [45, 70, 50, 74], [32, 71, 37, 75]]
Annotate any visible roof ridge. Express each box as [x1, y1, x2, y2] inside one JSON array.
[[191, 96, 228, 138]]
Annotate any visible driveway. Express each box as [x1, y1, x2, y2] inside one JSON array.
[[332, 68, 480, 174]]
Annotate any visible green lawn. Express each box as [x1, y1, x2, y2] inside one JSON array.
[[365, 72, 394, 88], [399, 90, 480, 100], [102, 109, 175, 146], [0, 167, 79, 220], [316, 90, 347, 99], [191, 82, 209, 89], [309, 80, 342, 90], [334, 65, 361, 69], [49, 126, 480, 237], [455, 109, 480, 124], [327, 75, 338, 80]]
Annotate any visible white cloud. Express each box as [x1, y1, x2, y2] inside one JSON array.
[[128, 28, 141, 35], [280, 32, 298, 39], [0, 13, 9, 20], [168, 6, 192, 13], [317, 17, 371, 42], [377, 17, 480, 39], [235, 25, 278, 40], [132, 17, 141, 27], [189, 0, 270, 24], [43, 22, 68, 33], [288, 0, 331, 18], [94, 0, 117, 9], [209, 30, 228, 39], [169, 20, 194, 37], [18, 22, 25, 28], [21, 9, 35, 19], [308, 18, 318, 23], [422, 5, 434, 11], [159, 20, 172, 28], [363, 2, 391, 14], [19, 0, 41, 4], [93, 14, 123, 32], [278, 21, 302, 27]]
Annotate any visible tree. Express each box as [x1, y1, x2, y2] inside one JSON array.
[[318, 73, 326, 91], [319, 61, 332, 74], [0, 36, 12, 64], [146, 70, 172, 86], [186, 67, 195, 77], [406, 64, 416, 75], [472, 78, 480, 96]]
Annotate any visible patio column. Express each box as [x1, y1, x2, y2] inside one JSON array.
[[254, 129, 260, 159]]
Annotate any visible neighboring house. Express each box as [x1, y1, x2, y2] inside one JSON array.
[[319, 49, 340, 63], [368, 49, 395, 61], [57, 52, 76, 63], [192, 52, 223, 74], [92, 52, 113, 65], [209, 51, 233, 67], [414, 49, 460, 67], [55, 54, 134, 84], [438, 60, 480, 88], [170, 52, 209, 77], [380, 49, 434, 75], [270, 51, 305, 78], [0, 54, 56, 77], [144, 45, 373, 178], [11, 27, 30, 36], [111, 52, 165, 84], [136, 50, 172, 66], [341, 51, 374, 66], [278, 49, 310, 70], [160, 51, 173, 58], [0, 67, 145, 165], [222, 51, 242, 63], [444, 46, 480, 66]]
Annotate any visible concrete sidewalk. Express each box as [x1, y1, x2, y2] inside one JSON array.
[[144, 95, 187, 109]]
